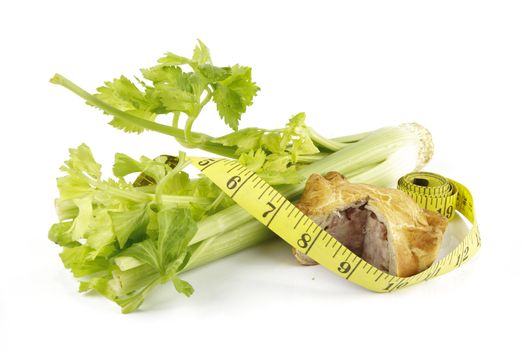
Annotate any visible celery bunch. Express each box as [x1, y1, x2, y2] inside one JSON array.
[[49, 41, 432, 312]]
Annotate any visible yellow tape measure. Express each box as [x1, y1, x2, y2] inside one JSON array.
[[398, 172, 458, 220], [191, 158, 481, 292]]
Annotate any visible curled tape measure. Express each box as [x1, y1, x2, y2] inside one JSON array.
[[192, 158, 481, 292], [398, 172, 458, 220]]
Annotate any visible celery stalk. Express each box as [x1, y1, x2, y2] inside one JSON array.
[[191, 124, 431, 244]]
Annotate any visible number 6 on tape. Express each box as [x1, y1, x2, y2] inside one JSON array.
[[191, 157, 481, 292]]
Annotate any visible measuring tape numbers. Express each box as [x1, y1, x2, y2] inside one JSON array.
[[191, 158, 481, 292]]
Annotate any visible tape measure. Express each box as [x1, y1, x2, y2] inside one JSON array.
[[191, 158, 481, 292], [397, 172, 458, 220]]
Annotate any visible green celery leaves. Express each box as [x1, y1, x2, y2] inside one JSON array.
[[49, 144, 230, 313], [123, 208, 196, 277], [90, 40, 259, 134], [212, 65, 259, 130], [211, 113, 320, 185]]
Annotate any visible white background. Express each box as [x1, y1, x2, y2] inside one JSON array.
[[1, 1, 524, 349]]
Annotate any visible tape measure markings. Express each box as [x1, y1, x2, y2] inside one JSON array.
[[191, 157, 480, 292], [332, 244, 342, 258], [196, 158, 222, 171]]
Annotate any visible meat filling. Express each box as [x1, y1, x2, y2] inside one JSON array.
[[324, 204, 390, 272]]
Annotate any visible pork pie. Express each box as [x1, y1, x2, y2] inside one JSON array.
[[293, 172, 448, 277]]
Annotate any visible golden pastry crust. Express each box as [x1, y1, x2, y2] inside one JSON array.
[[294, 171, 448, 277]]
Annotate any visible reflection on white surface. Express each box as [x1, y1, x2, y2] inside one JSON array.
[[437, 213, 470, 261]]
